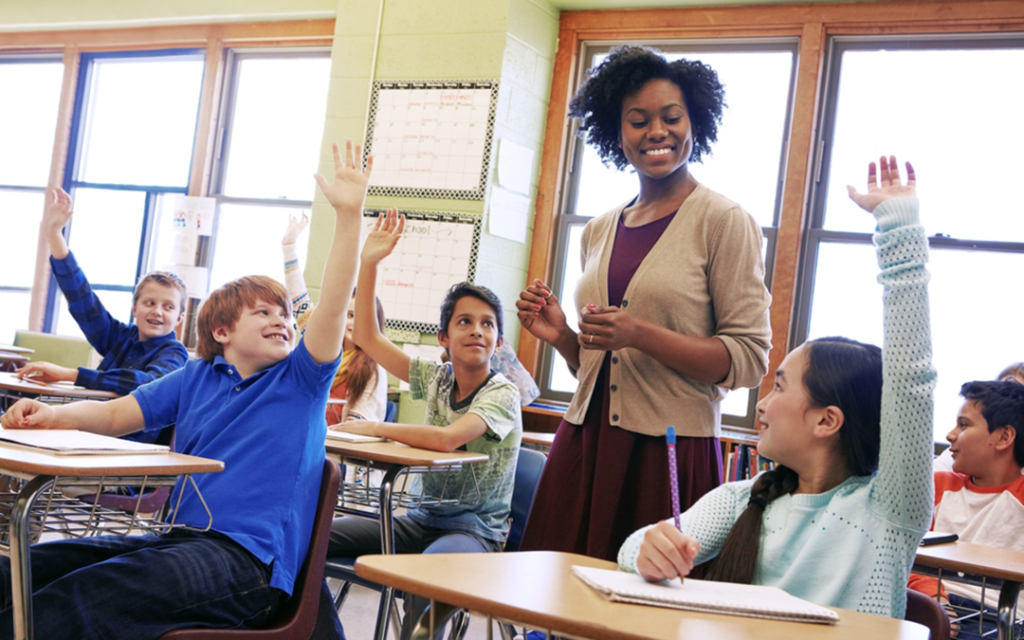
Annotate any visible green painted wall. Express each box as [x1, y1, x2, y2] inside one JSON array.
[[309, 0, 558, 422], [0, 0, 336, 30]]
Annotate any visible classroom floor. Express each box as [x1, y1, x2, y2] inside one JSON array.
[[333, 580, 497, 639]]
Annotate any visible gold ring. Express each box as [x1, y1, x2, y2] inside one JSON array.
[[588, 334, 594, 344]]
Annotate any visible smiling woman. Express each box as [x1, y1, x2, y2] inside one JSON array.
[[515, 45, 772, 562]]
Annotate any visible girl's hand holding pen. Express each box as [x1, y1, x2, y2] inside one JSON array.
[[635, 520, 701, 582]]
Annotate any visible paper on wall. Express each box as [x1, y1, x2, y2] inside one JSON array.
[[170, 195, 216, 237], [488, 187, 529, 244], [169, 265, 210, 299], [496, 138, 535, 195]]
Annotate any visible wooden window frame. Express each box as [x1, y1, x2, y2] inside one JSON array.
[[519, 0, 1024, 402]]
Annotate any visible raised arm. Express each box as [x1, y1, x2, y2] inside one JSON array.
[[281, 212, 314, 334], [353, 208, 411, 382], [849, 156, 935, 531], [42, 187, 72, 260], [304, 141, 370, 365], [0, 395, 145, 438]]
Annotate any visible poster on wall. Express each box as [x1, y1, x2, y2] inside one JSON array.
[[363, 208, 481, 334], [363, 80, 498, 200]]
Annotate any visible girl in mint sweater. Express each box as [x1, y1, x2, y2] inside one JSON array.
[[618, 156, 935, 619]]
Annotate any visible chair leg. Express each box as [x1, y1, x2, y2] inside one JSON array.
[[408, 602, 463, 640], [447, 609, 470, 640], [333, 580, 353, 611], [496, 621, 517, 640]]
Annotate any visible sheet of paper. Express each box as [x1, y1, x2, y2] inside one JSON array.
[[170, 195, 216, 237], [496, 138, 535, 195], [171, 265, 209, 299], [398, 344, 446, 391], [488, 187, 529, 244]]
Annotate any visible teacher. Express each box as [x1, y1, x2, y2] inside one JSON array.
[[517, 45, 772, 561]]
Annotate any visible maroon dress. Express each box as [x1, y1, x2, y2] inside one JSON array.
[[520, 211, 723, 562]]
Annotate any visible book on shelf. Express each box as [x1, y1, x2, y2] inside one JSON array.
[[0, 429, 169, 456], [572, 565, 840, 625]]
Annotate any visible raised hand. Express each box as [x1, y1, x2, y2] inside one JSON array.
[[282, 211, 310, 245], [635, 520, 701, 582], [361, 208, 404, 266], [42, 187, 74, 234], [314, 140, 373, 215], [516, 279, 569, 345], [847, 155, 916, 213], [0, 399, 56, 430]]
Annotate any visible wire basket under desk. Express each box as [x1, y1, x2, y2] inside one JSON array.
[[0, 473, 212, 550], [334, 461, 482, 519]]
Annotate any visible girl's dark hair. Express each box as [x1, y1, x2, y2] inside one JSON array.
[[705, 337, 882, 584], [568, 44, 725, 170], [346, 293, 386, 406]]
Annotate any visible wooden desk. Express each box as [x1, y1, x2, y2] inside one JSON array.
[[0, 345, 33, 356], [916, 540, 1024, 640], [0, 353, 29, 374], [0, 443, 224, 640], [522, 431, 555, 451], [325, 438, 488, 640], [356, 551, 929, 640], [0, 372, 118, 409]]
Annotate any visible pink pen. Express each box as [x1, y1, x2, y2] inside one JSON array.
[[666, 425, 681, 530]]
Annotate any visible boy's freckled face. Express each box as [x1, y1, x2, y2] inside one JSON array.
[[947, 400, 1002, 477], [438, 296, 502, 368], [134, 283, 185, 342], [216, 301, 295, 371]]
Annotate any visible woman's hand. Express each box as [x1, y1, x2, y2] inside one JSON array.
[[847, 155, 916, 213], [361, 208, 404, 265], [516, 279, 570, 345], [578, 304, 643, 352], [282, 211, 310, 245], [635, 521, 701, 582]]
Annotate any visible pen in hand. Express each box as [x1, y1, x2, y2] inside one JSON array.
[[666, 425, 681, 530]]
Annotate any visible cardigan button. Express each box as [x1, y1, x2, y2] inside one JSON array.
[[621, 299, 628, 307], [610, 384, 618, 392], [612, 357, 618, 364], [612, 414, 619, 421]]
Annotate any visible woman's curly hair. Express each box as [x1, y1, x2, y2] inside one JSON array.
[[568, 45, 726, 170]]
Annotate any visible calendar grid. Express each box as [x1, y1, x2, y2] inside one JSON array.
[[363, 80, 498, 201], [364, 208, 481, 334]]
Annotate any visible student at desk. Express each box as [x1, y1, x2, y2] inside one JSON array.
[[620, 156, 935, 619], [0, 139, 368, 639], [331, 209, 522, 640], [15, 187, 189, 444]]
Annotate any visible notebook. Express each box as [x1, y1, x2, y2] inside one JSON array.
[[325, 430, 385, 444], [0, 429, 170, 456], [572, 565, 840, 625]]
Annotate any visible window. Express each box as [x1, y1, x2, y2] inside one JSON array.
[[50, 50, 205, 338], [206, 50, 331, 292], [540, 41, 797, 428], [0, 56, 64, 343], [796, 36, 1024, 442]]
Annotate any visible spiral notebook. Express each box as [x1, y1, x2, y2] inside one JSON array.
[[572, 566, 840, 625]]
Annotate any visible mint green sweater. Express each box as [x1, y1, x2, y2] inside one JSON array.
[[618, 196, 935, 619]]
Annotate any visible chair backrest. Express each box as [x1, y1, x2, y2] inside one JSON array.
[[904, 588, 951, 640], [505, 447, 546, 552], [161, 459, 341, 639], [14, 330, 98, 369], [384, 400, 397, 423]]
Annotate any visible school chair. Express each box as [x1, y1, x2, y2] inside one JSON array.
[[14, 330, 98, 369], [160, 458, 341, 639], [904, 589, 951, 640]]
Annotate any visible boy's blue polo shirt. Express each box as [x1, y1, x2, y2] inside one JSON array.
[[132, 339, 338, 595]]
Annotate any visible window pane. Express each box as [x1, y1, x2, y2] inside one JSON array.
[[823, 47, 1024, 240], [0, 291, 32, 344], [548, 223, 586, 393], [0, 60, 63, 187], [0, 189, 45, 288], [78, 55, 204, 187], [221, 56, 331, 200], [54, 289, 134, 340], [209, 203, 309, 291], [68, 188, 147, 286], [572, 50, 793, 227], [808, 241, 1024, 442]]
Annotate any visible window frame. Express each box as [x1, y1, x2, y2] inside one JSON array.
[[536, 38, 799, 429]]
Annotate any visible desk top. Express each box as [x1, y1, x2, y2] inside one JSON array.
[[0, 352, 28, 363], [522, 431, 555, 447], [916, 540, 1024, 583], [324, 439, 489, 467], [0, 442, 224, 477], [0, 372, 118, 400], [356, 551, 928, 640], [0, 345, 33, 355]]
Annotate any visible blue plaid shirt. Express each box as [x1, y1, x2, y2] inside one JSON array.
[[50, 251, 188, 397]]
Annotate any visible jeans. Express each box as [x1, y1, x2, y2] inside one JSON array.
[[0, 529, 281, 640], [329, 515, 502, 640]]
